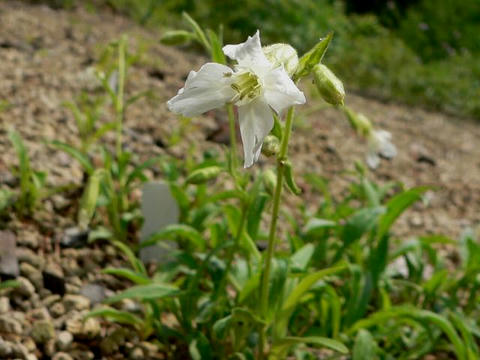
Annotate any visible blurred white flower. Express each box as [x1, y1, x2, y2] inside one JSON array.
[[366, 129, 397, 169], [167, 31, 305, 168], [262, 43, 299, 76]]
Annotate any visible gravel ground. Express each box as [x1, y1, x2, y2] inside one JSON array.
[[0, 1, 479, 359]]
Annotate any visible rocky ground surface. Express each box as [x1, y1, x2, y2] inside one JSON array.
[[0, 1, 479, 359]]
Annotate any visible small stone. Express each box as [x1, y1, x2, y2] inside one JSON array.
[[26, 354, 38, 360], [17, 229, 39, 249], [0, 338, 13, 357], [57, 330, 73, 350], [14, 276, 36, 297], [60, 227, 89, 248], [70, 349, 94, 360], [50, 302, 66, 317], [53, 352, 74, 360], [0, 314, 23, 334], [0, 297, 10, 313], [100, 328, 128, 355], [23, 337, 37, 352], [43, 262, 66, 296], [63, 294, 90, 311], [31, 319, 55, 344], [0, 230, 19, 278], [30, 307, 51, 321], [44, 338, 56, 357], [20, 262, 43, 290], [16, 248, 44, 269], [79, 283, 106, 305], [129, 347, 144, 360], [66, 315, 100, 339], [42, 294, 61, 307], [11, 342, 29, 359]]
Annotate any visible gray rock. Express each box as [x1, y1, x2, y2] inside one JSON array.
[[31, 319, 55, 344], [139, 182, 179, 264], [42, 294, 61, 307], [14, 276, 36, 297], [0, 314, 23, 334], [0, 338, 13, 357], [16, 247, 44, 269], [56, 330, 73, 350], [79, 283, 106, 305], [66, 315, 100, 339], [60, 227, 89, 248], [50, 302, 66, 317], [129, 347, 144, 360], [0, 230, 19, 278], [63, 294, 90, 311], [0, 296, 10, 314], [43, 261, 66, 296], [20, 262, 43, 290], [52, 352, 74, 360]]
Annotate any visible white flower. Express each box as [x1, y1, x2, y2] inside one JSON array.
[[167, 31, 306, 168], [366, 129, 397, 169], [262, 43, 299, 76]]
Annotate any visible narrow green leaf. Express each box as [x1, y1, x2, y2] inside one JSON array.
[[284, 160, 302, 195], [104, 283, 179, 303], [112, 240, 147, 276], [272, 336, 348, 356], [290, 243, 315, 272], [353, 329, 377, 360], [78, 169, 104, 230], [85, 307, 145, 328], [102, 267, 152, 285], [50, 140, 94, 174], [140, 224, 205, 250], [182, 12, 210, 52]]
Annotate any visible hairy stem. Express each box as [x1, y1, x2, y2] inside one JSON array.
[[259, 106, 295, 357]]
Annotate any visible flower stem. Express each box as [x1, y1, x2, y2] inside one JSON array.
[[115, 35, 127, 159], [259, 106, 295, 357]]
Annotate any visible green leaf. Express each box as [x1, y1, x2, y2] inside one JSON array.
[[353, 329, 377, 360], [207, 29, 226, 64], [271, 336, 348, 357], [186, 166, 222, 185], [0, 280, 20, 291], [303, 218, 337, 235], [160, 30, 194, 45], [102, 267, 152, 285], [284, 160, 302, 195], [112, 240, 147, 276], [78, 169, 104, 230], [126, 156, 161, 186], [50, 140, 94, 174], [140, 224, 205, 250], [342, 206, 385, 246], [213, 315, 231, 340], [104, 283, 179, 303], [294, 32, 333, 80], [182, 12, 210, 52], [85, 307, 145, 328], [377, 186, 430, 240], [282, 264, 347, 311], [290, 243, 315, 272]]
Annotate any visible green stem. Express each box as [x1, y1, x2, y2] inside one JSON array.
[[259, 106, 295, 357], [226, 104, 238, 171], [116, 35, 127, 159]]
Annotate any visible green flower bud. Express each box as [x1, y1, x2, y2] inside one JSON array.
[[263, 43, 299, 76], [186, 166, 222, 184], [262, 169, 277, 196], [313, 64, 345, 106], [343, 107, 372, 137], [160, 30, 194, 46], [261, 135, 280, 157]]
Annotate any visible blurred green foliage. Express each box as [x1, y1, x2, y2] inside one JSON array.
[[26, 0, 480, 119]]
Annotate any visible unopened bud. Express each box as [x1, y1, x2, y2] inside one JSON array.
[[313, 64, 345, 106], [160, 30, 194, 46], [263, 43, 299, 77], [344, 107, 372, 137], [262, 169, 277, 196], [261, 135, 280, 157], [186, 166, 222, 184]]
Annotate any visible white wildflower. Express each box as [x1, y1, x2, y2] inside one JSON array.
[[366, 129, 397, 169], [167, 31, 306, 168]]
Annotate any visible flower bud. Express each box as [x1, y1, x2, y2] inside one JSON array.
[[262, 169, 277, 196], [160, 30, 194, 46], [186, 166, 222, 184], [313, 64, 345, 106], [261, 135, 280, 157], [344, 107, 372, 137], [263, 43, 299, 76]]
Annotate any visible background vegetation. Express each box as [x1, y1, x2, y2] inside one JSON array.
[[31, 0, 480, 119]]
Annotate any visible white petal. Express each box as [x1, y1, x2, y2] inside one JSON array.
[[263, 66, 306, 115], [238, 98, 273, 168], [223, 31, 271, 73], [380, 141, 397, 159], [167, 63, 235, 117], [366, 150, 380, 169]]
